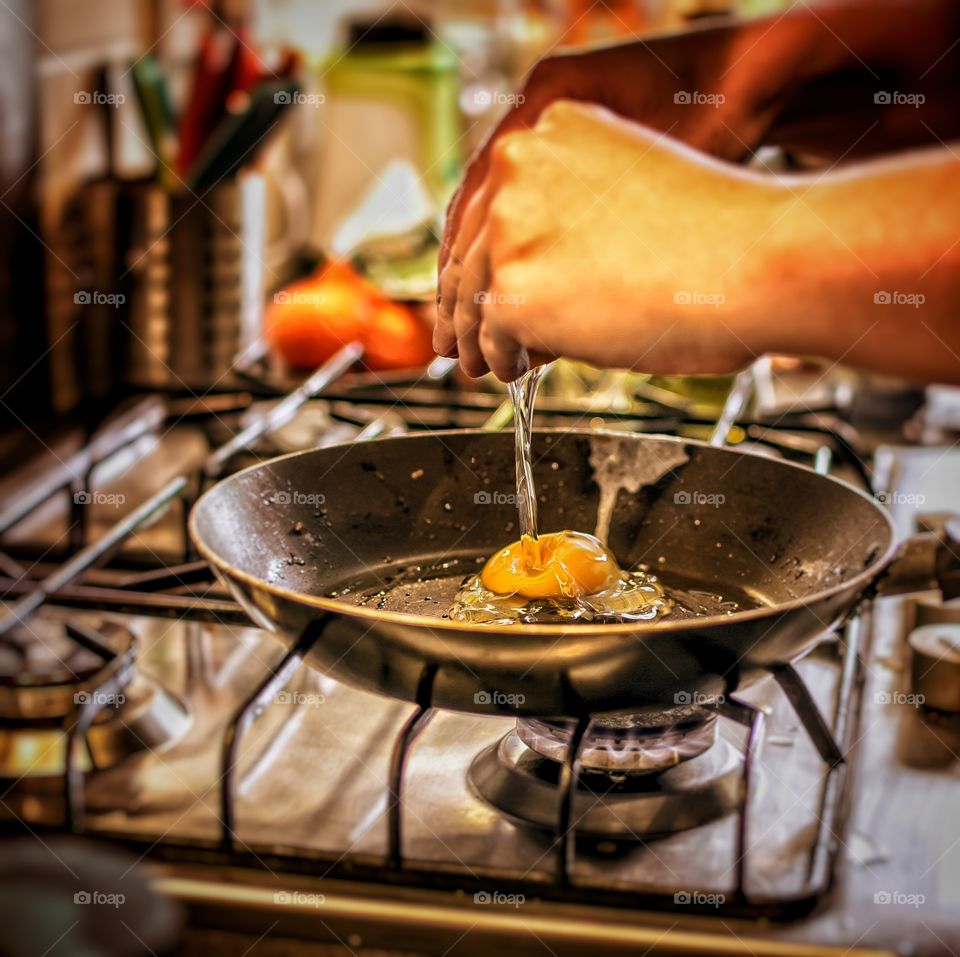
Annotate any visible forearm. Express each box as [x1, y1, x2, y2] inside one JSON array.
[[741, 0, 960, 90], [438, 98, 958, 383], [581, 0, 960, 158], [760, 0, 960, 158], [749, 144, 960, 384]]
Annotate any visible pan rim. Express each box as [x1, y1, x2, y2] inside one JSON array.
[[189, 427, 899, 638]]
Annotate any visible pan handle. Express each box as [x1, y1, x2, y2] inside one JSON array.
[[873, 517, 960, 599]]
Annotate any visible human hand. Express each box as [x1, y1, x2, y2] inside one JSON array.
[[437, 23, 775, 287], [434, 101, 784, 381], [438, 0, 960, 328]]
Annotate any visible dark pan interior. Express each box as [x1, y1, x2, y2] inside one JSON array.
[[193, 430, 894, 619]]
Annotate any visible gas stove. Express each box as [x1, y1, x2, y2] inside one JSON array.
[[2, 356, 959, 957]]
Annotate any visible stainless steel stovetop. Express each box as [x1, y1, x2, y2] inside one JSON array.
[[2, 364, 959, 957]]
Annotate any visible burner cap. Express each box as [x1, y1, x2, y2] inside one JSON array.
[[518, 706, 719, 774], [0, 617, 109, 683], [0, 615, 136, 721], [470, 729, 743, 838]]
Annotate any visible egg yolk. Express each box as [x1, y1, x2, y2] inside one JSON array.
[[480, 531, 621, 600]]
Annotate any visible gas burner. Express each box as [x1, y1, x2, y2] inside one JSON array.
[[470, 712, 743, 838], [0, 616, 133, 719], [0, 614, 191, 825], [518, 707, 720, 773], [0, 613, 153, 716]]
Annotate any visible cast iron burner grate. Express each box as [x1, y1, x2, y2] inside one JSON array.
[[0, 616, 191, 824], [169, 606, 863, 921]]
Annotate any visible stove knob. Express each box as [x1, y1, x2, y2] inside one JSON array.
[[909, 623, 960, 713], [913, 595, 960, 627], [936, 517, 960, 601]]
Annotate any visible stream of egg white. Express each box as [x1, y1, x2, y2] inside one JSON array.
[[442, 367, 743, 623], [506, 365, 547, 542], [337, 367, 744, 623]]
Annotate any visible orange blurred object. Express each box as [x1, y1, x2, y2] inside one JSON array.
[[561, 0, 647, 45], [266, 261, 435, 372], [265, 268, 367, 369], [363, 299, 436, 371]]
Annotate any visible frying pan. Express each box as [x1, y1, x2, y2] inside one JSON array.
[[191, 428, 910, 718]]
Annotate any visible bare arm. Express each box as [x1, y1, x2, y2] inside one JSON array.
[[436, 100, 960, 384], [748, 145, 960, 384]]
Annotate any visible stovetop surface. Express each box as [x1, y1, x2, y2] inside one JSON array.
[[2, 375, 960, 956], [15, 590, 958, 955]]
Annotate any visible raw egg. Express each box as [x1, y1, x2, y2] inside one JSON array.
[[449, 530, 673, 625], [481, 531, 619, 599]]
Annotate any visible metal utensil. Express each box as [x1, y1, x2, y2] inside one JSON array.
[[183, 79, 298, 192]]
